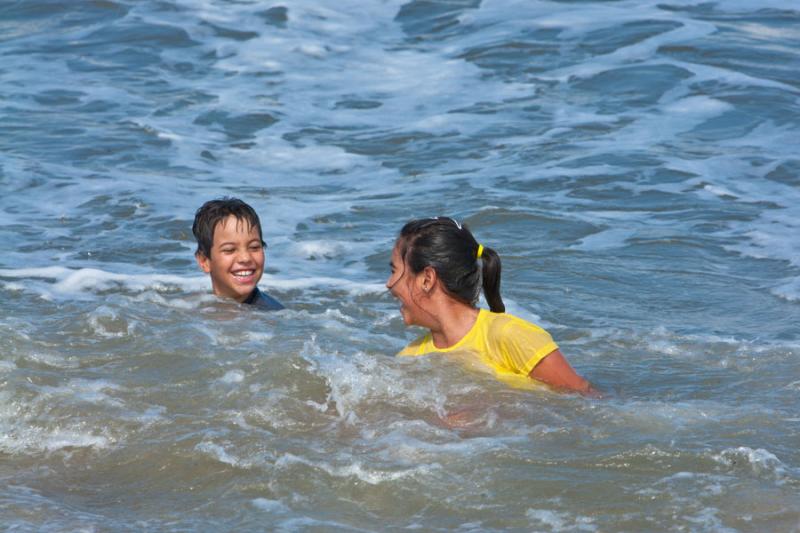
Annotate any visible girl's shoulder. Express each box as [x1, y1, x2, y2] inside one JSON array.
[[397, 333, 432, 357], [482, 310, 553, 341], [481, 309, 536, 328]]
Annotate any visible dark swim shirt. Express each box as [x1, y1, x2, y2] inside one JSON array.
[[243, 287, 284, 311]]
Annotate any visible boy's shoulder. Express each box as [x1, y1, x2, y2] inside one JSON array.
[[244, 287, 284, 311]]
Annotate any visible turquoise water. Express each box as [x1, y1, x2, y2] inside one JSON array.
[[1, 0, 799, 531]]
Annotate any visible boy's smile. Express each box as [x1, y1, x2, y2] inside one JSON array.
[[196, 215, 265, 302]]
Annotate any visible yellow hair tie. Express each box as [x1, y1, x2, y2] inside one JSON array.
[[476, 244, 484, 259]]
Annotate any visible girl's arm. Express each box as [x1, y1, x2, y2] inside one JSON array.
[[529, 349, 595, 395]]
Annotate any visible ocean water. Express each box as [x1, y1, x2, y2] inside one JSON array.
[[1, 0, 799, 530]]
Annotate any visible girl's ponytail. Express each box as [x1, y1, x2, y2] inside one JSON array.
[[480, 246, 505, 313]]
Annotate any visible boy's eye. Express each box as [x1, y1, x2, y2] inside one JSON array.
[[221, 248, 235, 254]]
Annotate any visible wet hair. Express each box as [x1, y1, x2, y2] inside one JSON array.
[[192, 197, 264, 258], [397, 217, 505, 313]]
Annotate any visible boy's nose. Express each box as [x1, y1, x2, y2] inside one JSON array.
[[236, 249, 254, 263]]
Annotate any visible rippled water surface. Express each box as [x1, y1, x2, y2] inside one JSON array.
[[1, 0, 799, 531]]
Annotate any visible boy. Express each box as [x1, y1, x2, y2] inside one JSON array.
[[192, 197, 284, 310]]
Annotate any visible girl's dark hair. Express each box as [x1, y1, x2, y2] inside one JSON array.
[[398, 217, 505, 313], [192, 197, 263, 258]]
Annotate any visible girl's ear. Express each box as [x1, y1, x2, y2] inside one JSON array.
[[420, 265, 437, 293]]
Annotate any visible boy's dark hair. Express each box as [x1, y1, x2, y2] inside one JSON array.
[[192, 197, 264, 258], [398, 217, 505, 313]]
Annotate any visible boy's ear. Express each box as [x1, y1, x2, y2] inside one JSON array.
[[195, 251, 212, 274]]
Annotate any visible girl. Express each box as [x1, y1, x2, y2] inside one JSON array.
[[387, 217, 592, 393]]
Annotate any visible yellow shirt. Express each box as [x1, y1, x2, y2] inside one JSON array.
[[398, 309, 559, 379]]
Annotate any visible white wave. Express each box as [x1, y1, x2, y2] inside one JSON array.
[[499, 297, 549, 329], [737, 22, 800, 41], [251, 498, 290, 513], [572, 228, 636, 251], [280, 308, 358, 329], [220, 369, 245, 384], [87, 305, 138, 338], [18, 351, 79, 370], [262, 273, 385, 295], [526, 508, 597, 532], [725, 207, 800, 271], [290, 240, 347, 260], [130, 290, 208, 310], [604, 96, 734, 147], [0, 266, 385, 302], [274, 452, 426, 485], [713, 446, 793, 484], [692, 0, 800, 11], [245, 331, 275, 342], [40, 432, 111, 452], [0, 266, 205, 295], [603, 397, 770, 439], [560, 24, 717, 81], [309, 347, 439, 421], [702, 184, 738, 199], [0, 378, 170, 455], [40, 378, 124, 407], [682, 507, 738, 533], [195, 441, 244, 467], [2, 281, 24, 292], [0, 408, 113, 455]]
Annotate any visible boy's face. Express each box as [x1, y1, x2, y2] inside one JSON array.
[[196, 215, 265, 302]]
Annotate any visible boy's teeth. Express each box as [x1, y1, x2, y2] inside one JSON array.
[[234, 270, 254, 277]]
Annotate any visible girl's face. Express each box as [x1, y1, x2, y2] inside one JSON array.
[[386, 242, 428, 327]]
